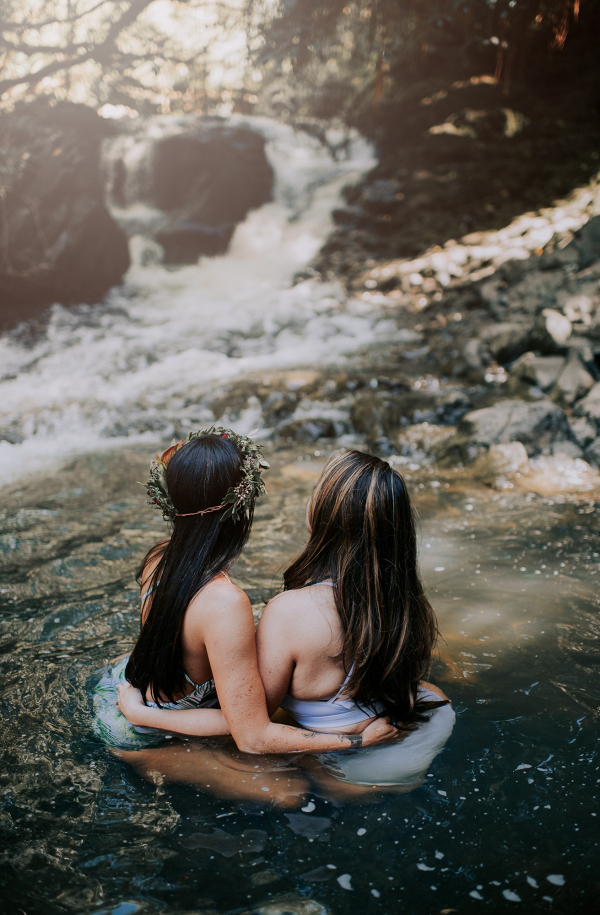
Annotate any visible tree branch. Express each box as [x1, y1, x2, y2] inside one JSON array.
[[0, 0, 156, 97], [0, 40, 90, 55], [2, 0, 114, 33]]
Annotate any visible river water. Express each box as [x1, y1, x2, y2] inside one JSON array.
[[1, 116, 599, 914]]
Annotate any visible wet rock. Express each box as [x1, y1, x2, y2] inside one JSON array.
[[568, 415, 597, 448], [509, 352, 565, 392], [574, 381, 600, 429], [584, 437, 600, 466], [241, 894, 331, 915], [395, 423, 456, 460], [550, 440, 584, 459], [480, 322, 531, 364], [471, 442, 529, 486], [441, 398, 571, 463], [574, 215, 600, 269], [104, 117, 273, 263], [566, 336, 598, 377], [561, 295, 596, 327], [0, 101, 130, 329], [181, 827, 267, 857], [350, 387, 470, 444], [462, 339, 485, 377], [0, 424, 23, 445], [527, 309, 572, 354], [277, 417, 337, 442], [284, 813, 331, 840], [262, 391, 298, 426], [432, 389, 472, 424], [156, 220, 235, 262], [350, 391, 401, 440], [550, 350, 595, 406]]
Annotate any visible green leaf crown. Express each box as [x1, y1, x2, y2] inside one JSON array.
[[146, 426, 269, 524]]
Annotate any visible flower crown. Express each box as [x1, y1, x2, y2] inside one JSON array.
[[146, 426, 269, 524]]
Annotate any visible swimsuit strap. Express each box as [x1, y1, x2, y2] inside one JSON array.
[[184, 670, 211, 689], [331, 664, 354, 701], [142, 583, 156, 602]]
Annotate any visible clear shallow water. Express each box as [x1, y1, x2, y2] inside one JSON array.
[[1, 446, 598, 914]]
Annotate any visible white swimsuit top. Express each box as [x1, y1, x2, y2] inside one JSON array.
[[280, 581, 385, 732]]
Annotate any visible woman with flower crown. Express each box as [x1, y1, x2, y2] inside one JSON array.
[[93, 428, 399, 755], [112, 445, 453, 792]]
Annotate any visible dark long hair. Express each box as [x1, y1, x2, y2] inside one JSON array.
[[283, 450, 447, 727], [125, 434, 253, 704]]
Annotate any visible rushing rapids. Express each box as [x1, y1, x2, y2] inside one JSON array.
[[0, 116, 384, 483]]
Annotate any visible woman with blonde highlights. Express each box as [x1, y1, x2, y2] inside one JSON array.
[[276, 449, 446, 730]]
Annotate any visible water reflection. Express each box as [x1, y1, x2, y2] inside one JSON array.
[[1, 445, 598, 912]]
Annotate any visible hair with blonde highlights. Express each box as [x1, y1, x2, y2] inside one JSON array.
[[283, 450, 447, 727]]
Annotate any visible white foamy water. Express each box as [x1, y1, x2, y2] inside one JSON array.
[[0, 116, 395, 483]]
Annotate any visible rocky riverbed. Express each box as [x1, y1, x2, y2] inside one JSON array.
[[198, 171, 600, 493]]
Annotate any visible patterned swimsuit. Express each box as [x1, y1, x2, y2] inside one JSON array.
[[93, 580, 221, 750]]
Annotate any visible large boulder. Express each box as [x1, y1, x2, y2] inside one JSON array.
[[471, 441, 529, 486], [526, 308, 572, 354], [550, 350, 595, 407], [103, 118, 274, 264], [439, 398, 571, 463], [0, 101, 130, 329], [509, 352, 565, 392]]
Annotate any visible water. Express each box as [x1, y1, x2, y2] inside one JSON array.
[[1, 114, 599, 912], [0, 117, 387, 483], [1, 446, 598, 913]]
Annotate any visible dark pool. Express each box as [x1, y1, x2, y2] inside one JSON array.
[[1, 446, 598, 914]]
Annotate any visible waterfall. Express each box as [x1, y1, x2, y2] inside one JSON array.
[[0, 116, 385, 483]]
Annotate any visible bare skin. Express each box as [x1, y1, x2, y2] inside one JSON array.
[[114, 742, 312, 808], [117, 571, 448, 804], [117, 551, 400, 755]]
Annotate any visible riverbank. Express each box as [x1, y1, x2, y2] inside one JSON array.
[[191, 167, 600, 494]]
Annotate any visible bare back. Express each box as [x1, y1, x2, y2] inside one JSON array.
[[256, 583, 349, 708], [256, 581, 448, 727], [140, 544, 245, 700]]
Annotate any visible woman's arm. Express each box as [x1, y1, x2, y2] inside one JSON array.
[[119, 589, 398, 754], [118, 686, 231, 734]]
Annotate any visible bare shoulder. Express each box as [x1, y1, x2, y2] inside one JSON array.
[[420, 681, 450, 702], [260, 587, 316, 620], [259, 586, 336, 641], [189, 574, 252, 620]]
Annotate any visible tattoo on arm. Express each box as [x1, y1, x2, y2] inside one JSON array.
[[281, 726, 362, 748], [342, 733, 363, 749], [282, 726, 317, 740]]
